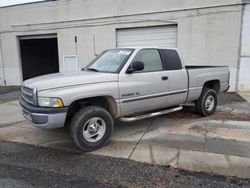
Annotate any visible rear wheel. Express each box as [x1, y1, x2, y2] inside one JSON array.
[[70, 106, 113, 151], [195, 88, 217, 116]]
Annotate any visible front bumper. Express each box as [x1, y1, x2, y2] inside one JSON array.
[[20, 98, 68, 129]]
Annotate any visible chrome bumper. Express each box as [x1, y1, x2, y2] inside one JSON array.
[[20, 98, 68, 129]]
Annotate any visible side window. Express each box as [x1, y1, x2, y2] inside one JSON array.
[[132, 49, 163, 72]]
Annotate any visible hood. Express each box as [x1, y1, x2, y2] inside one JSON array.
[[23, 71, 118, 91]]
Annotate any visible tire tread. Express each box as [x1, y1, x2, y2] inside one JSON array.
[[70, 106, 113, 151], [195, 88, 217, 116]]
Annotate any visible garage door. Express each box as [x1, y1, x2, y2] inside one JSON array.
[[116, 25, 177, 48]]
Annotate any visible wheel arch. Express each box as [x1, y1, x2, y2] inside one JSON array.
[[203, 80, 220, 93], [66, 96, 118, 121]]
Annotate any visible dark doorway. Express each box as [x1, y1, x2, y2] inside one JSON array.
[[19, 37, 59, 80]]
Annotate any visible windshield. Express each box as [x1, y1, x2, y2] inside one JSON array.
[[85, 49, 134, 73]]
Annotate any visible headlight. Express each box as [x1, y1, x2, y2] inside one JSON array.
[[38, 97, 63, 107]]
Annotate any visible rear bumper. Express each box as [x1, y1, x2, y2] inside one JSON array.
[[20, 98, 68, 129]]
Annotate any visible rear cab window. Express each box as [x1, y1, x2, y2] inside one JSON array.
[[159, 49, 182, 70]]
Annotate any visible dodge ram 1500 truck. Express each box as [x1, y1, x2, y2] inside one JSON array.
[[20, 47, 230, 151]]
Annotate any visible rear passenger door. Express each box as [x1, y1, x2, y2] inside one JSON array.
[[119, 49, 170, 116], [159, 49, 188, 107]]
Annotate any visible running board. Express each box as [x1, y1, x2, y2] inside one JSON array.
[[120, 106, 183, 122]]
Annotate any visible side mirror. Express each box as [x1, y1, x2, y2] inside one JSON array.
[[126, 61, 144, 74]]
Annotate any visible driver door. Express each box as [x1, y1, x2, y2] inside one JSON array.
[[119, 49, 170, 116]]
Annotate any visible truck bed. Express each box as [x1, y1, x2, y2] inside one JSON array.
[[185, 65, 230, 102]]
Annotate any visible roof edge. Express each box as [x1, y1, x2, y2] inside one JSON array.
[[0, 0, 56, 9]]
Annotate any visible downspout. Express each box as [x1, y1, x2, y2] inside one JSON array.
[[93, 34, 97, 57], [235, 2, 245, 92], [0, 36, 6, 86]]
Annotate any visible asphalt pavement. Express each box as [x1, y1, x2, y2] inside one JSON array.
[[0, 141, 249, 188]]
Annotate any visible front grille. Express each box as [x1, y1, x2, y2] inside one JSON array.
[[21, 85, 34, 105]]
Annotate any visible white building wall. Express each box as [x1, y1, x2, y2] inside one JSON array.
[[0, 33, 22, 85], [0, 0, 244, 91], [178, 6, 242, 91], [238, 4, 250, 92]]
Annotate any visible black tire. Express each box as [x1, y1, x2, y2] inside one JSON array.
[[195, 88, 217, 116], [70, 106, 113, 151]]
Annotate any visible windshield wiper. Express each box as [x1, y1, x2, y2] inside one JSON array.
[[85, 68, 100, 72]]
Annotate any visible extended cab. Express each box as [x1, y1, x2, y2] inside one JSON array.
[[20, 47, 230, 151]]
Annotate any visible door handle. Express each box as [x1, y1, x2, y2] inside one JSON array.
[[162, 76, 168, 81]]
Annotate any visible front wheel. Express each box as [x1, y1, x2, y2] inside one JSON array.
[[70, 106, 113, 151], [195, 88, 217, 116]]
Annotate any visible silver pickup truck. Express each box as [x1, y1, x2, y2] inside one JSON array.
[[20, 47, 230, 151]]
